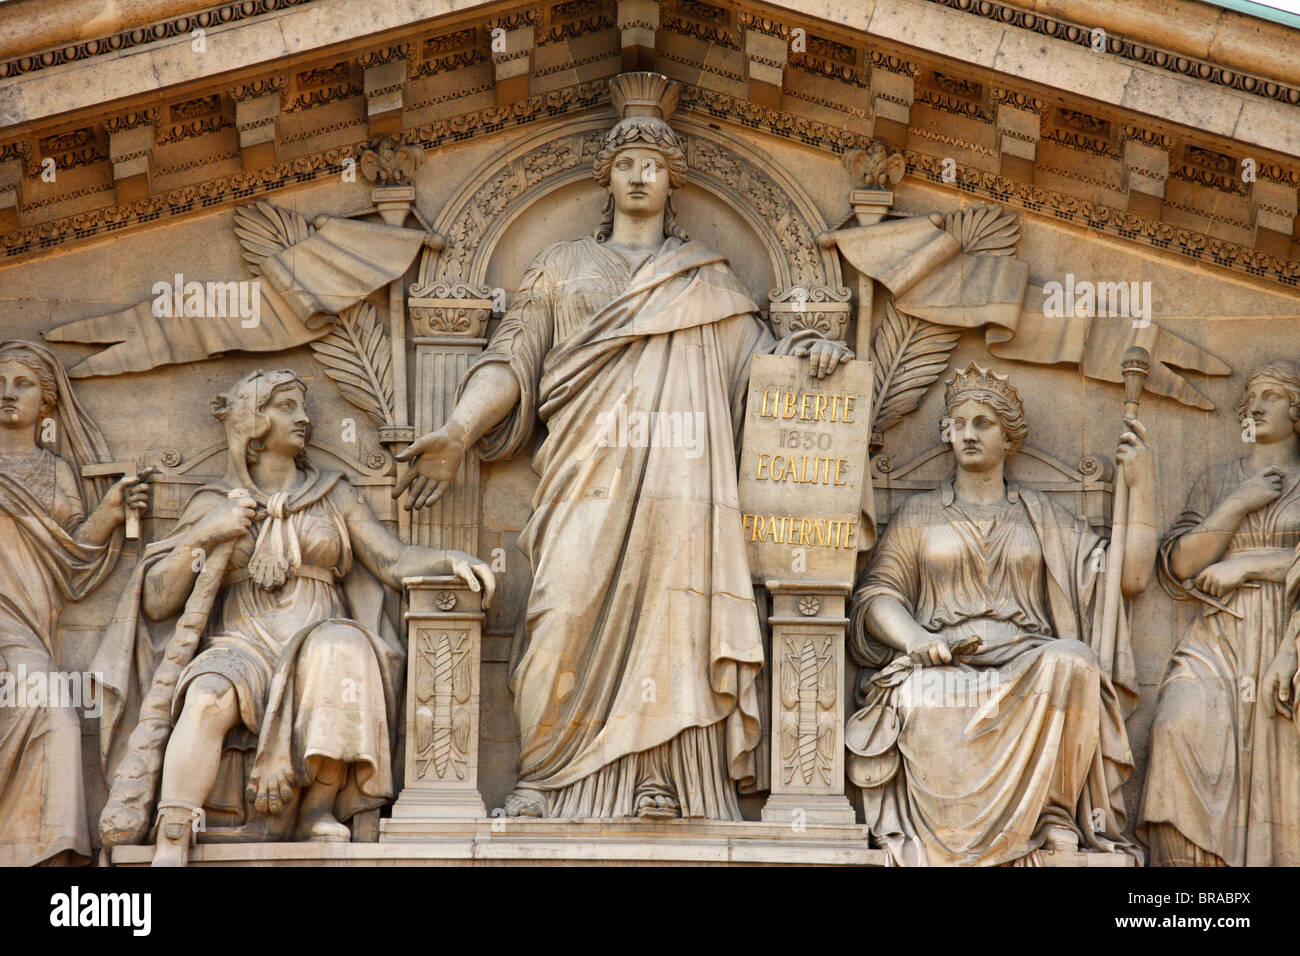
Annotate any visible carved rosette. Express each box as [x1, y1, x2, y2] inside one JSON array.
[[409, 281, 494, 338], [768, 285, 852, 341]]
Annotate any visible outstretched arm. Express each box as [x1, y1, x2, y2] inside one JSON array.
[[392, 364, 520, 510], [345, 486, 495, 605]]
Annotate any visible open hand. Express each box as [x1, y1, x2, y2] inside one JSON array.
[[793, 339, 854, 379], [393, 427, 468, 510], [247, 757, 298, 816]]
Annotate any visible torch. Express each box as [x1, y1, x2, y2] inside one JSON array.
[[1097, 346, 1150, 681]]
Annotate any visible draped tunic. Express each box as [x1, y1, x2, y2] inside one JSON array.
[[0, 449, 113, 866], [461, 236, 794, 816], [847, 482, 1140, 866], [1139, 459, 1300, 865], [93, 467, 404, 839]]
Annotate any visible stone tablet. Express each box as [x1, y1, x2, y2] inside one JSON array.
[[738, 353, 873, 586]]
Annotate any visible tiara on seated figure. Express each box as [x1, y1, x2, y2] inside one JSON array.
[[944, 363, 1024, 413], [609, 72, 680, 120]]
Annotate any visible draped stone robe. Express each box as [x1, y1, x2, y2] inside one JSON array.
[[463, 235, 803, 818], [1140, 460, 1300, 865], [846, 482, 1141, 866], [94, 467, 404, 839], [0, 450, 113, 866]]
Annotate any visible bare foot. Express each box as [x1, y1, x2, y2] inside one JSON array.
[[635, 792, 680, 819], [294, 806, 350, 842], [504, 789, 545, 817]]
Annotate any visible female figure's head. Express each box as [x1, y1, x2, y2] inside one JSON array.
[[212, 370, 311, 485], [593, 73, 689, 242], [0, 342, 59, 442], [942, 364, 1027, 473], [1237, 360, 1300, 446]]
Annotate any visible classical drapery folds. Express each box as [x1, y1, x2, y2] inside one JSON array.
[[846, 365, 1152, 866], [6, 35, 1293, 873]]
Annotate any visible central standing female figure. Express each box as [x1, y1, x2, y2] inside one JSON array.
[[846, 365, 1154, 865], [396, 73, 851, 819]]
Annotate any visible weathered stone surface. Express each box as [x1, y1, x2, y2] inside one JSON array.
[[0, 0, 1297, 871]]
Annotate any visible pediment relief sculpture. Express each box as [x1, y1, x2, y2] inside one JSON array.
[[395, 71, 853, 820]]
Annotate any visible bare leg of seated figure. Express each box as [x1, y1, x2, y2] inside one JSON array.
[[293, 756, 350, 842], [152, 674, 241, 867]]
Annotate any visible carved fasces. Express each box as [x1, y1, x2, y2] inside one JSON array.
[[414, 629, 473, 781], [778, 635, 837, 787]]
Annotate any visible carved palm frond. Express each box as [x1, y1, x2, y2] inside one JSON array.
[[944, 204, 1020, 256], [870, 299, 961, 437], [232, 200, 314, 276], [308, 300, 396, 428]]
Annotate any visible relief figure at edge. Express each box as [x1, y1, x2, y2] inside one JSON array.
[[0, 340, 151, 866], [93, 369, 494, 866], [1140, 360, 1300, 866]]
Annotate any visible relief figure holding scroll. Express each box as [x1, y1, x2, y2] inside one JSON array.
[[846, 365, 1153, 865], [0, 340, 151, 866], [94, 369, 493, 865], [1140, 361, 1300, 866], [395, 72, 852, 819]]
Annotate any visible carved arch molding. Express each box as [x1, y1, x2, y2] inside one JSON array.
[[407, 116, 852, 339]]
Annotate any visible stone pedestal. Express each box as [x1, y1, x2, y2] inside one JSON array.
[[760, 580, 857, 826], [111, 820, 886, 866], [381, 575, 488, 833]]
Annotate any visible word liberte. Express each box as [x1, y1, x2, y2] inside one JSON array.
[[152, 273, 261, 328]]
